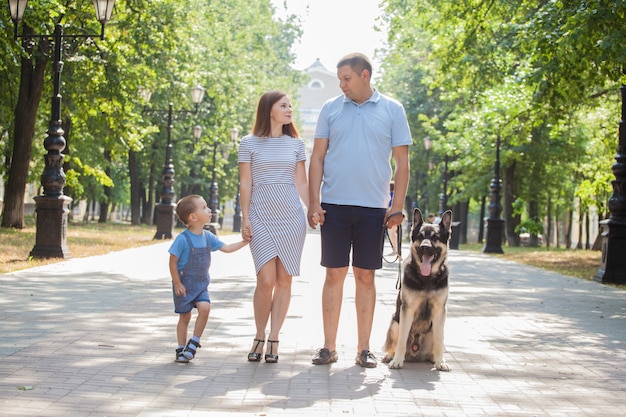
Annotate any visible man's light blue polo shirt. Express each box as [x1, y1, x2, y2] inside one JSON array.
[[314, 89, 412, 208]]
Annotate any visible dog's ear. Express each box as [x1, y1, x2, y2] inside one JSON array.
[[440, 210, 453, 232], [413, 208, 424, 228]]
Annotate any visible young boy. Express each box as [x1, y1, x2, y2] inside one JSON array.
[[168, 194, 249, 363]]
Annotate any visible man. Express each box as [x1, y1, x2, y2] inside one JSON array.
[[307, 53, 411, 368]]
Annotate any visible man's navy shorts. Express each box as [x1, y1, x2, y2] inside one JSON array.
[[320, 203, 386, 270]]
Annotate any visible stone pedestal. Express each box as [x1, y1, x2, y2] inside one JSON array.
[[595, 219, 626, 284], [154, 202, 175, 240], [30, 195, 72, 259], [483, 218, 505, 254]]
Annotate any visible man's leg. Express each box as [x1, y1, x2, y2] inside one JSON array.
[[321, 266, 349, 352], [353, 266, 376, 353], [313, 266, 348, 364]]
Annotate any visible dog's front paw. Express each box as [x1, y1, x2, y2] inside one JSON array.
[[432, 361, 451, 372], [387, 356, 404, 369], [381, 354, 393, 364]]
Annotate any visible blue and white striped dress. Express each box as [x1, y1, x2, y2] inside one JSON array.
[[238, 134, 307, 276]]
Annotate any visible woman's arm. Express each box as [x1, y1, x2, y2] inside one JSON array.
[[239, 161, 253, 240]]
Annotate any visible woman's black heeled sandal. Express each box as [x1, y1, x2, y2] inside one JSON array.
[[247, 339, 265, 362], [265, 340, 279, 363]]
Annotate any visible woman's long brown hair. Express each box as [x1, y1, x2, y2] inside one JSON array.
[[252, 90, 299, 138]]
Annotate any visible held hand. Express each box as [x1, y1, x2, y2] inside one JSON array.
[[385, 210, 404, 228], [241, 220, 252, 241], [307, 206, 326, 229]]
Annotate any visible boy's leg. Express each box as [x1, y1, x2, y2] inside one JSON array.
[[183, 301, 210, 360], [176, 312, 192, 362], [193, 301, 211, 339], [177, 312, 192, 346]]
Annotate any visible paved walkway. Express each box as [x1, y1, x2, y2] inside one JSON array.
[[1, 231, 625, 416]]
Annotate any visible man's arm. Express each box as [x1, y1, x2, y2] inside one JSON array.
[[387, 144, 410, 228]]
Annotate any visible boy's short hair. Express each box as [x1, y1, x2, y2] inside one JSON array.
[[175, 194, 202, 225]]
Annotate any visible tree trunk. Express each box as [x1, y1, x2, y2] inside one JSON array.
[[83, 200, 91, 223], [565, 207, 573, 249], [584, 207, 590, 249], [143, 159, 156, 225], [546, 197, 552, 249], [478, 195, 486, 244], [455, 200, 469, 244], [503, 162, 520, 246], [129, 149, 141, 225], [1, 30, 48, 229], [555, 204, 560, 249], [592, 212, 603, 251], [576, 204, 583, 249], [99, 150, 112, 223], [528, 200, 540, 247]]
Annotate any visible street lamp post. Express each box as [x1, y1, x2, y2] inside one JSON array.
[[439, 155, 449, 215], [208, 138, 220, 226], [595, 80, 626, 284], [231, 128, 242, 232], [483, 135, 505, 254], [422, 136, 432, 213], [141, 85, 205, 239], [8, 0, 116, 258]]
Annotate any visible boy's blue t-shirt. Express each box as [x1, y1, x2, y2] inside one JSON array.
[[168, 229, 225, 270]]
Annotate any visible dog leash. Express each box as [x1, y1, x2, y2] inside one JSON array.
[[382, 211, 404, 289]]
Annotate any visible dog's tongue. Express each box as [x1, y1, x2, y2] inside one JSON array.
[[420, 254, 434, 276]]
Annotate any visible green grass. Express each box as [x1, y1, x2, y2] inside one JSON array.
[[0, 218, 158, 273], [459, 242, 626, 289]]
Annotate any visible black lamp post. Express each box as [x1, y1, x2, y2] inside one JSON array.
[[439, 155, 449, 215], [231, 127, 242, 232], [209, 138, 220, 225], [483, 135, 505, 254], [595, 80, 626, 284], [9, 0, 116, 258], [422, 136, 432, 212], [141, 85, 205, 239]]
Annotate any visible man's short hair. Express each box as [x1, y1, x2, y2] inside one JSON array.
[[337, 52, 372, 78]]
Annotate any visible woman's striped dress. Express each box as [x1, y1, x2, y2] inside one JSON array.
[[238, 134, 307, 276]]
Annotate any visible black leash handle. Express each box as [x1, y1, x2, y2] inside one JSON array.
[[382, 211, 404, 289]]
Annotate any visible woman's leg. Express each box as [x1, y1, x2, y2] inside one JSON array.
[[267, 259, 293, 355], [249, 258, 277, 354]]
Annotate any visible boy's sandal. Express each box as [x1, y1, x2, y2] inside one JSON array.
[[265, 340, 279, 363], [182, 339, 201, 360], [247, 339, 265, 362], [175, 347, 189, 363]]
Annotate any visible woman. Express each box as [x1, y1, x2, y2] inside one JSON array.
[[238, 90, 312, 363]]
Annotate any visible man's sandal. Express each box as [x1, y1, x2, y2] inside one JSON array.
[[247, 339, 265, 362]]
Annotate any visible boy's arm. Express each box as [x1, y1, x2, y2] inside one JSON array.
[[219, 239, 249, 253], [169, 253, 186, 296]]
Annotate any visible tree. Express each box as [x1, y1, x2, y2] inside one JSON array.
[[1, 0, 304, 228], [378, 0, 625, 246]]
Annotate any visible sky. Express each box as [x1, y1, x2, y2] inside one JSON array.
[[271, 0, 387, 73]]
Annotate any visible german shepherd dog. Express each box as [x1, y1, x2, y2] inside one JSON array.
[[382, 208, 452, 371]]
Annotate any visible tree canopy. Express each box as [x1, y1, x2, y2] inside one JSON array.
[[378, 0, 625, 246], [1, 0, 303, 227]]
